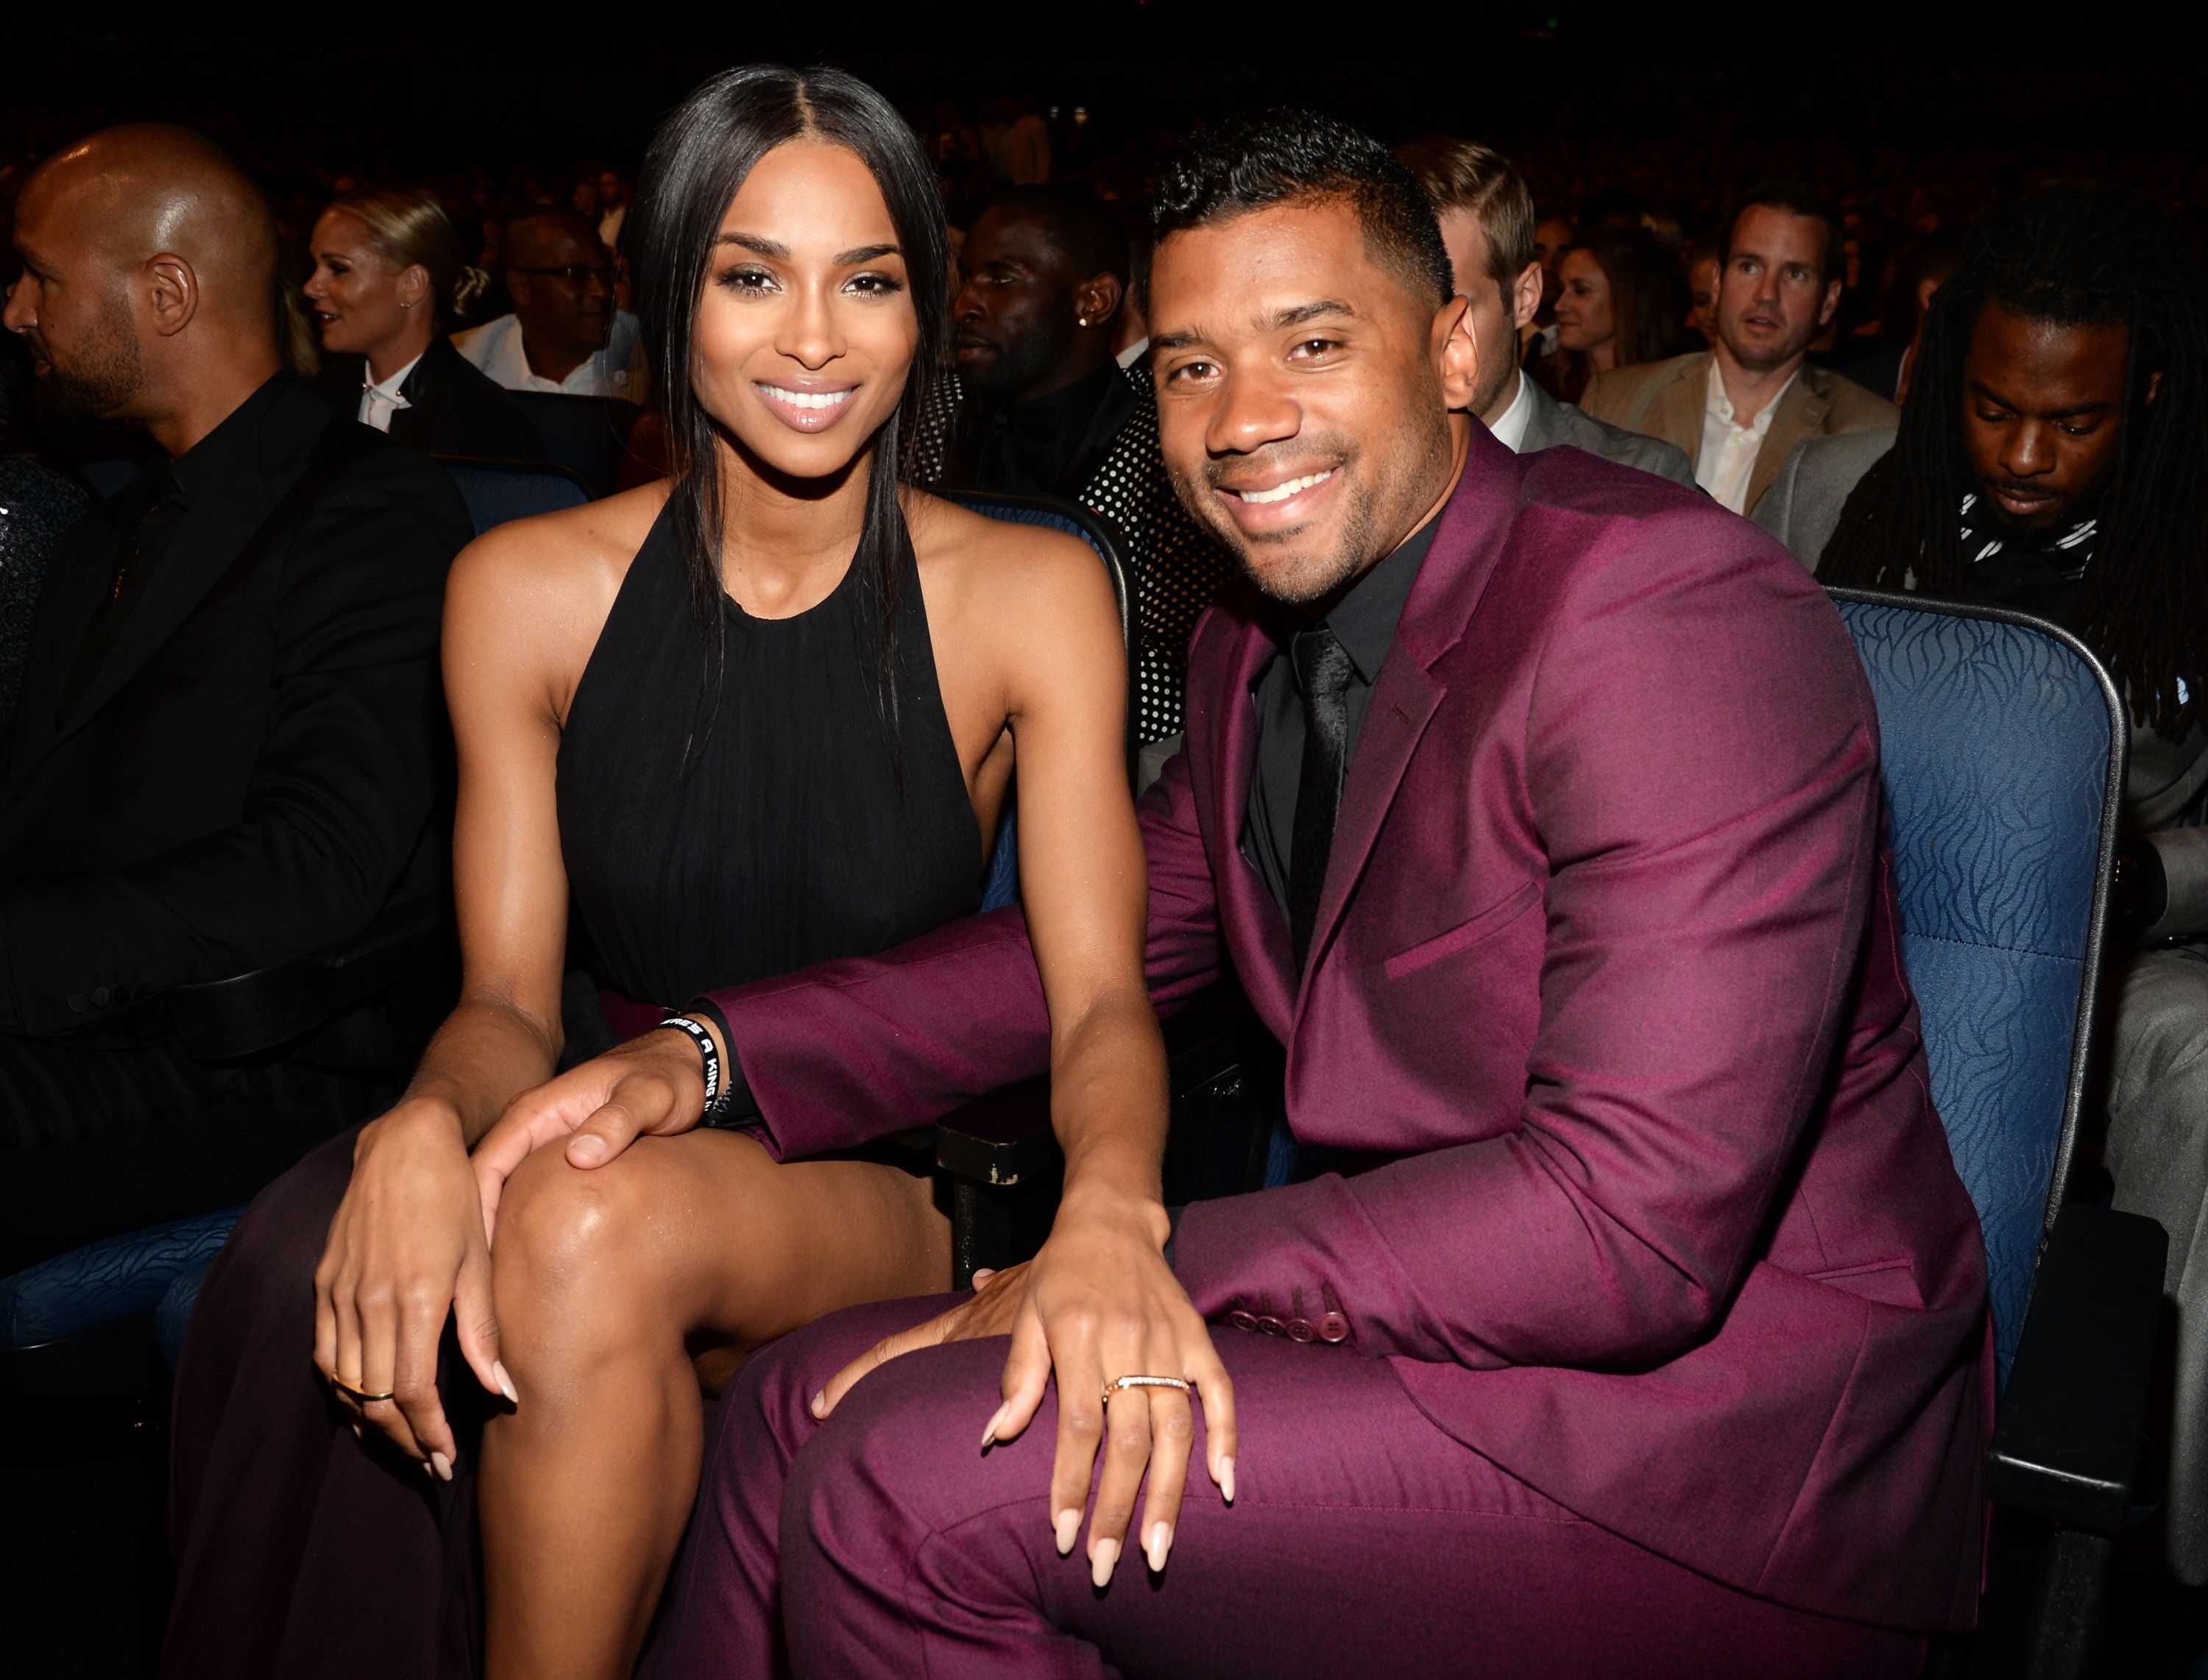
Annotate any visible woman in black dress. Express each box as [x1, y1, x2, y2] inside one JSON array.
[[166, 67, 1219, 1680]]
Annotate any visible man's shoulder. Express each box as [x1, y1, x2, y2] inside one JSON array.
[[1537, 391, 1696, 486], [1802, 364, 1902, 433], [449, 316, 511, 361], [297, 418, 473, 558], [1579, 351, 1707, 428]]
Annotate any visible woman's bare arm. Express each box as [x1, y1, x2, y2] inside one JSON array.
[[313, 500, 627, 1472]]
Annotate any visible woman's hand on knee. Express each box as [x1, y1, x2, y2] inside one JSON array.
[[314, 1099, 512, 1475], [472, 1030, 710, 1237], [813, 1191, 1233, 1588]]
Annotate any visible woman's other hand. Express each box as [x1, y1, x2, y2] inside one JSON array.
[[313, 1099, 512, 1474]]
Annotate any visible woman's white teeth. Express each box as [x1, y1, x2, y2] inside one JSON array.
[[1239, 469, 1333, 505], [761, 385, 852, 410]]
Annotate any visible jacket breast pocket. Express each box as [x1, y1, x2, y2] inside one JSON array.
[[1382, 880, 1543, 980]]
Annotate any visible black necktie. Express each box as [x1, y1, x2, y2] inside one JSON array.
[[1288, 625, 1354, 968]]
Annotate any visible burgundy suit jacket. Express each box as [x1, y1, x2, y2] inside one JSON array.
[[704, 428, 1989, 1631]]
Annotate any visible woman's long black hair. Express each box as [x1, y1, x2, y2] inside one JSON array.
[[1820, 185, 2208, 737], [629, 65, 950, 754]]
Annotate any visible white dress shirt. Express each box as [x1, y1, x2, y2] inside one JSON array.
[[1115, 336, 1150, 371], [1696, 358, 1798, 514], [451, 311, 645, 400], [1487, 370, 1535, 454], [358, 352, 422, 433]]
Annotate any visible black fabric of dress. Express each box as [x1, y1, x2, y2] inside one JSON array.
[[556, 497, 982, 1013]]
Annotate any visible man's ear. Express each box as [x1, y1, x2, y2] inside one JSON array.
[[1074, 272, 1123, 330], [145, 255, 199, 338], [1510, 260, 1543, 334], [1436, 294, 1479, 411], [506, 271, 533, 311], [1818, 276, 1844, 329]]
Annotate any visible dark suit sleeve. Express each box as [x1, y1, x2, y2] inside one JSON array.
[[1170, 511, 1885, 1370], [0, 453, 467, 1035], [701, 734, 1227, 1161]]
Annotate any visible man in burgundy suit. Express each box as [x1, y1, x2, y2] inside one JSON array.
[[635, 112, 1990, 1676]]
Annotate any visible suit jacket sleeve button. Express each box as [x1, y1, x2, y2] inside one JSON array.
[[1287, 1318, 1317, 1343], [1226, 1310, 1258, 1331], [1319, 1314, 1351, 1343], [92, 986, 111, 1008], [67, 992, 88, 1013], [1256, 1316, 1285, 1336]]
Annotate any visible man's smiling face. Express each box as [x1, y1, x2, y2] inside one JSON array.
[[1147, 195, 1473, 605]]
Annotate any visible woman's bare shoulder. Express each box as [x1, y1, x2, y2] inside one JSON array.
[[901, 486, 1113, 613]]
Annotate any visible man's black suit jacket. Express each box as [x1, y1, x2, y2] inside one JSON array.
[[0, 372, 473, 1038], [313, 333, 548, 464]]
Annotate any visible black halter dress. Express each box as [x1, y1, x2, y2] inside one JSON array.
[[556, 498, 983, 1030]]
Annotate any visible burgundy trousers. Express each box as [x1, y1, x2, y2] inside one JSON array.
[[654, 1295, 1928, 1680]]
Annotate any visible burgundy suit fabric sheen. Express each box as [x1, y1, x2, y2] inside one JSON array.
[[671, 429, 1989, 1668]]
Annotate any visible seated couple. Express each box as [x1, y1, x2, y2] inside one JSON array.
[[166, 73, 1990, 1680]]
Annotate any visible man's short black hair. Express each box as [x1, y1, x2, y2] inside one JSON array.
[[1721, 180, 1847, 288], [983, 185, 1130, 283], [1152, 108, 1454, 309]]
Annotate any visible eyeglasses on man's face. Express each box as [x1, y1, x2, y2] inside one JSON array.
[[511, 264, 615, 286]]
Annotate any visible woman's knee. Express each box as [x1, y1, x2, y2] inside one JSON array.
[[490, 1144, 683, 1360]]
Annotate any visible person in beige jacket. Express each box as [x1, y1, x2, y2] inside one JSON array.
[[1582, 180, 1896, 519]]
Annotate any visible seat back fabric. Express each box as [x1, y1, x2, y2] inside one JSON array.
[[437, 457, 592, 534], [1832, 589, 2123, 1383]]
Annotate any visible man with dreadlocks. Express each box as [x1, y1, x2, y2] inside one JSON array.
[[1815, 182, 2208, 1582]]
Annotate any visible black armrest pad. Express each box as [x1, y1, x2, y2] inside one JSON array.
[[935, 1077, 1056, 1185], [1988, 1204, 2168, 1533], [168, 896, 453, 1061]]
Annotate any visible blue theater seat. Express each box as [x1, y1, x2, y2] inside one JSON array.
[[435, 455, 592, 535], [1831, 587, 2159, 1678]]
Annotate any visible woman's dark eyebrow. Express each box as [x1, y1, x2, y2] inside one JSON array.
[[712, 234, 900, 266]]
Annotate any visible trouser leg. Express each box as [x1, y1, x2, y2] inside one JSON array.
[[658, 1295, 1926, 1680], [163, 1126, 485, 1680], [2103, 946, 2208, 1582]]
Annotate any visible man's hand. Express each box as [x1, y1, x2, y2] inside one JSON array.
[[472, 1028, 712, 1239], [815, 1191, 1234, 1586]]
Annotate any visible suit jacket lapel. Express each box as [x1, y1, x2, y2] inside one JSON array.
[[1192, 598, 1298, 1033], [1297, 430, 1523, 994], [1655, 355, 1710, 470], [1748, 370, 1830, 516], [6, 496, 135, 775]]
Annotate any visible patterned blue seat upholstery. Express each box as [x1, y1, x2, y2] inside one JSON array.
[[437, 458, 590, 536], [0, 1206, 241, 1352], [1832, 589, 2124, 1384]]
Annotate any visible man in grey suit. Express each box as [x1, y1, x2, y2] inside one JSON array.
[[1751, 428, 1896, 570], [1396, 136, 1693, 486]]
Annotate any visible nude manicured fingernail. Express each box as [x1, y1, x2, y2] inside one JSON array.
[[1090, 1537, 1119, 1588], [1146, 1522, 1173, 1572], [1054, 1509, 1080, 1556], [494, 1362, 517, 1405], [810, 1389, 827, 1418], [1220, 1456, 1236, 1504], [431, 1451, 453, 1483], [570, 1135, 606, 1164], [980, 1402, 1010, 1450]]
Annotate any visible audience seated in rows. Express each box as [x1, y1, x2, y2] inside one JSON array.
[[902, 183, 1234, 748], [1528, 223, 1688, 406], [0, 344, 89, 743], [1582, 179, 1897, 517], [1398, 135, 1692, 485], [305, 188, 547, 462], [164, 68, 1167, 1679], [1772, 183, 2208, 1584], [648, 105, 1981, 1679], [453, 208, 645, 400], [0, 125, 472, 1277]]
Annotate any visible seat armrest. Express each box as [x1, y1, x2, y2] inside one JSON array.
[[1987, 1204, 2168, 1533], [167, 896, 453, 1062], [935, 1078, 1057, 1186]]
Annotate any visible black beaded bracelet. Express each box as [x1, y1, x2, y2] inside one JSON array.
[[657, 1013, 729, 1120]]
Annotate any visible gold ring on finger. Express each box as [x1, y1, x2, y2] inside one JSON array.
[[330, 1373, 397, 1405], [1103, 1374, 1192, 1407]]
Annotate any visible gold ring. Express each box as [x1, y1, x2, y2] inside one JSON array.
[[330, 1374, 397, 1405], [1103, 1374, 1192, 1406]]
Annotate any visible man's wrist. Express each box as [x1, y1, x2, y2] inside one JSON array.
[[1058, 1174, 1173, 1252]]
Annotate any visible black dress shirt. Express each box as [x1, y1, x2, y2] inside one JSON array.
[[949, 361, 1133, 498], [1242, 514, 1442, 921]]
